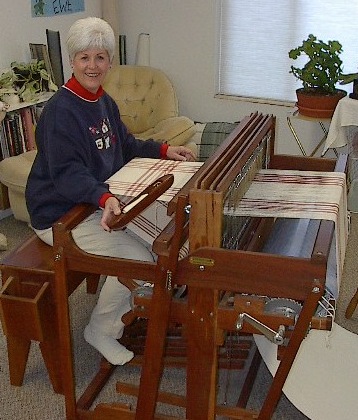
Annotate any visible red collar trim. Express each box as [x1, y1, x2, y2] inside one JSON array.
[[64, 75, 104, 101]]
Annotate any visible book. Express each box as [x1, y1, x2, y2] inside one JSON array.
[[7, 113, 22, 155], [0, 122, 6, 160], [0, 119, 10, 158], [3, 115, 15, 156], [21, 106, 36, 150]]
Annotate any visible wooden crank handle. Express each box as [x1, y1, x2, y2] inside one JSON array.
[[345, 287, 358, 319], [108, 173, 174, 230]]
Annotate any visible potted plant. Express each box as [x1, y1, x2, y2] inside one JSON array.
[[0, 69, 18, 110], [288, 34, 347, 118], [11, 60, 58, 102], [0, 59, 57, 107]]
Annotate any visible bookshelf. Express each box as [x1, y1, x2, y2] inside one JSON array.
[[0, 93, 53, 209], [6, 92, 53, 113]]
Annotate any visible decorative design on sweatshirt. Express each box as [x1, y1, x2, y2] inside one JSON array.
[[89, 118, 113, 150]]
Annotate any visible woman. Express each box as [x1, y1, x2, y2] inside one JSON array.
[[25, 17, 195, 365]]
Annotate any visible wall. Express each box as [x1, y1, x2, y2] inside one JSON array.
[[117, 0, 338, 157], [0, 0, 102, 82]]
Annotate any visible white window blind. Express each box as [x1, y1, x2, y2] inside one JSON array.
[[218, 0, 358, 103]]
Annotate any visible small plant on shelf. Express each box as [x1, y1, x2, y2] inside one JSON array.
[[0, 59, 57, 107], [0, 69, 17, 110]]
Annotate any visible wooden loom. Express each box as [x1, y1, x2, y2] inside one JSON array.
[[52, 112, 347, 419]]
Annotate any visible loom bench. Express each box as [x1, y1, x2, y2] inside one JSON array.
[[0, 233, 99, 394]]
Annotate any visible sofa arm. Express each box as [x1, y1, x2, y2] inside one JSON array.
[[0, 150, 37, 222], [0, 151, 37, 194]]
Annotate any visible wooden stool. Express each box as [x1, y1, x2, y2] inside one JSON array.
[[0, 234, 99, 394]]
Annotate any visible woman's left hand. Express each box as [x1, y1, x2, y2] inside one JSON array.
[[166, 145, 196, 162]]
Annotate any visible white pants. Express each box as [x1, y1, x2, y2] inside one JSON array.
[[34, 210, 154, 339]]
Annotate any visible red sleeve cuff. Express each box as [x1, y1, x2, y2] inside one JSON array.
[[99, 192, 115, 208], [160, 143, 169, 159]]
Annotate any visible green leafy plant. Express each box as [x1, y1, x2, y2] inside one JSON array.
[[0, 60, 57, 104], [288, 34, 344, 94], [0, 70, 17, 97]]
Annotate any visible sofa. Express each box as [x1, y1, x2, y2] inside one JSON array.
[[0, 66, 198, 223]]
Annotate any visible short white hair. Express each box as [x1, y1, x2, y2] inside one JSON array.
[[66, 17, 115, 61]]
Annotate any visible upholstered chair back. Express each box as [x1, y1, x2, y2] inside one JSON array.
[[103, 65, 180, 139]]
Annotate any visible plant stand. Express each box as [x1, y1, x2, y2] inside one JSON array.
[[287, 109, 336, 157]]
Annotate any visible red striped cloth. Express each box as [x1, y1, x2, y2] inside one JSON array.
[[106, 158, 203, 246], [225, 169, 348, 291]]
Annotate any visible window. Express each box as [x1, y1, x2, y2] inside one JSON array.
[[217, 0, 358, 104]]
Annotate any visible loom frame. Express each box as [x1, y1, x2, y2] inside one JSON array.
[[51, 112, 347, 419]]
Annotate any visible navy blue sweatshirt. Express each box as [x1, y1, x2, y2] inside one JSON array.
[[25, 77, 163, 230]]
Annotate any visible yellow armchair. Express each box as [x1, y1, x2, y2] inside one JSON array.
[[103, 65, 196, 150]]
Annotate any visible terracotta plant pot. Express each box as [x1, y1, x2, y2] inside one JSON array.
[[296, 88, 347, 118]]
